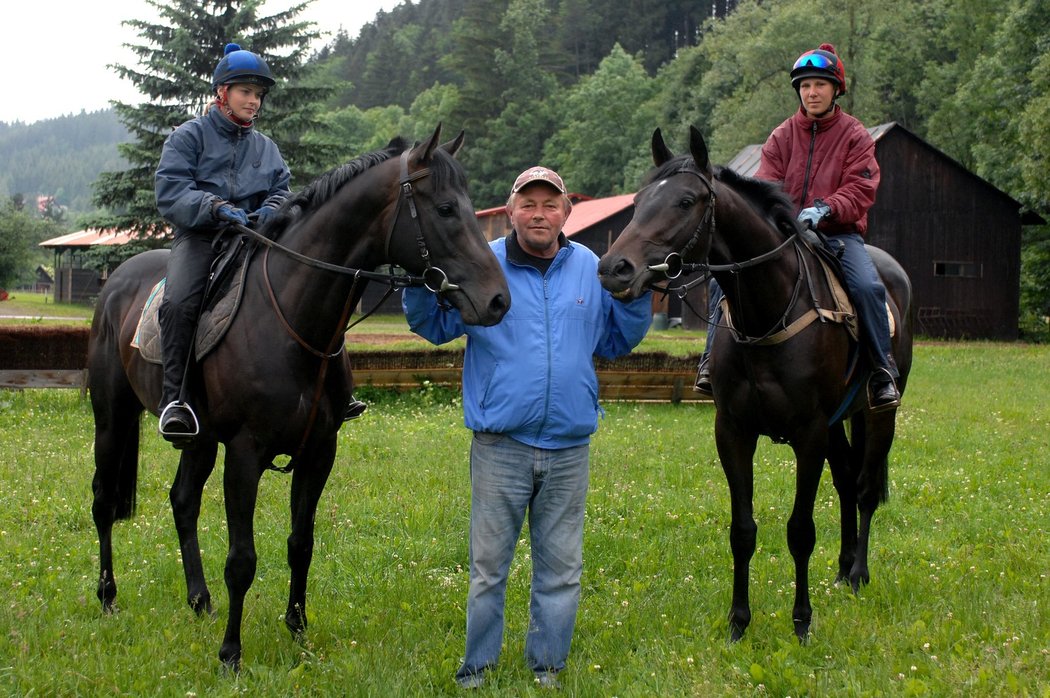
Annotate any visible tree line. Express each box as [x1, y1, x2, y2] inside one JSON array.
[[1, 0, 1047, 330]]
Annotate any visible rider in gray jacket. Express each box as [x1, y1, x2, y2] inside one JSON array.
[[154, 43, 291, 444]]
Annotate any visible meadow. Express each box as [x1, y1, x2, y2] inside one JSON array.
[[0, 341, 1047, 696]]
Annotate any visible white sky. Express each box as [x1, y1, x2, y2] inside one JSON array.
[[1, 0, 404, 124]]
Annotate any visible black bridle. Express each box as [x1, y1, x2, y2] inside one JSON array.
[[235, 150, 458, 296], [645, 165, 799, 298]]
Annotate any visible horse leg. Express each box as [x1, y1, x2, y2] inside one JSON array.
[[851, 412, 895, 592], [284, 437, 337, 638], [786, 432, 826, 643], [715, 415, 758, 642], [217, 439, 265, 669], [169, 439, 219, 616], [827, 421, 858, 584], [90, 375, 143, 613]]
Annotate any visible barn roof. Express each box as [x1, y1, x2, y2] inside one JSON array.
[[39, 228, 140, 249], [726, 122, 1043, 225]]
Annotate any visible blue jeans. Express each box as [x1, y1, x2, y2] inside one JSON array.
[[457, 432, 589, 680]]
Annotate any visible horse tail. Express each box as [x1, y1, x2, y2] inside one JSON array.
[[113, 418, 141, 520], [852, 416, 891, 507]]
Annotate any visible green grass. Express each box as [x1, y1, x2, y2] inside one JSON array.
[[0, 290, 93, 325], [0, 343, 1047, 696]]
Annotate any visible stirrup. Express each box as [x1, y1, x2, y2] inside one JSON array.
[[867, 369, 901, 412], [159, 401, 200, 439]]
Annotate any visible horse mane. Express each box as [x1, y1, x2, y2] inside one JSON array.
[[644, 154, 798, 237], [714, 165, 799, 237], [266, 135, 459, 237]]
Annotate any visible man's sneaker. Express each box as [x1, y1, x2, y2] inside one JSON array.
[[535, 671, 561, 690], [343, 398, 367, 421], [693, 355, 712, 397], [455, 672, 485, 689], [869, 373, 901, 411], [158, 401, 199, 447]]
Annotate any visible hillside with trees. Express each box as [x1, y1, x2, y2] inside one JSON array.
[[0, 0, 1047, 328]]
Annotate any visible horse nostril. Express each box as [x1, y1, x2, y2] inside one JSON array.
[[612, 258, 634, 280], [490, 293, 509, 315]]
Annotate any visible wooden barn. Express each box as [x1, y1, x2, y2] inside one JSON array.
[[727, 122, 1041, 340]]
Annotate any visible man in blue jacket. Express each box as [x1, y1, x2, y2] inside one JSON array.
[[403, 166, 652, 689]]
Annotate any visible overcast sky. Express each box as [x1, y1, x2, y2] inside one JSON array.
[[1, 0, 403, 124]]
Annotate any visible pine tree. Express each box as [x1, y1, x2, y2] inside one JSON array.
[[89, 0, 334, 238]]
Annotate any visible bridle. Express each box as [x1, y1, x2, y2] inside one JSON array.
[[644, 165, 799, 296]]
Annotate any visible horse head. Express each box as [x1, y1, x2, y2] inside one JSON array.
[[385, 124, 510, 326], [598, 125, 717, 300]]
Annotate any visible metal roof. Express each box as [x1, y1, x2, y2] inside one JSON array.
[[39, 228, 140, 249]]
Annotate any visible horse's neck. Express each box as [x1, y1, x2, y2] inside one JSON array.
[[253, 198, 387, 349], [711, 196, 803, 332]]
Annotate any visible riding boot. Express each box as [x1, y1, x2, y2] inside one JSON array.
[[868, 352, 900, 411], [868, 368, 900, 411], [158, 289, 201, 447], [343, 395, 368, 421], [693, 353, 712, 397]]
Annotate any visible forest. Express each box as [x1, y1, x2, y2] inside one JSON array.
[[1, 0, 1048, 328]]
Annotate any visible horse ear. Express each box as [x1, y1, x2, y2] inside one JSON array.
[[411, 124, 443, 164], [440, 130, 466, 158], [651, 128, 674, 166], [688, 125, 710, 172]]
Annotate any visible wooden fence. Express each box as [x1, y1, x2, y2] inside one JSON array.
[[0, 327, 709, 403]]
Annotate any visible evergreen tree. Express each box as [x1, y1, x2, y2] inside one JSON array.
[[90, 0, 333, 238]]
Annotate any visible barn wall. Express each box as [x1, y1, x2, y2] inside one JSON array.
[[867, 131, 1021, 339]]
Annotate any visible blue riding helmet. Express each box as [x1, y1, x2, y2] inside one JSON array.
[[211, 43, 275, 91]]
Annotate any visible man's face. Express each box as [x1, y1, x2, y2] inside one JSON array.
[[506, 183, 569, 259], [798, 78, 836, 118]]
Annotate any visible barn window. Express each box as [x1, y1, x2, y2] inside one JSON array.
[[933, 261, 981, 278]]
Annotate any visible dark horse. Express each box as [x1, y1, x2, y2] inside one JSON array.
[[598, 127, 912, 642], [88, 125, 510, 667]]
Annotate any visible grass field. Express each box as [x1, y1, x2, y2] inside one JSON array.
[[0, 341, 1047, 696]]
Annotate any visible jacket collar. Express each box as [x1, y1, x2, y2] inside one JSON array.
[[206, 105, 254, 138], [793, 103, 843, 132]]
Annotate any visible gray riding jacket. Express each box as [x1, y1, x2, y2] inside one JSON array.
[[155, 106, 291, 233]]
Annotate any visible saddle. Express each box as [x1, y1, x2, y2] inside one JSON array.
[[131, 234, 257, 364]]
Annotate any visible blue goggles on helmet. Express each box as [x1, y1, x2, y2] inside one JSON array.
[[793, 53, 835, 71]]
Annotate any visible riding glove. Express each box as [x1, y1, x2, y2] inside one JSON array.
[[215, 204, 249, 226], [252, 205, 277, 227], [797, 202, 831, 230]]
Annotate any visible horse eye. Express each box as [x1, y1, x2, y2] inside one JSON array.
[[678, 197, 695, 210], [437, 203, 457, 217]]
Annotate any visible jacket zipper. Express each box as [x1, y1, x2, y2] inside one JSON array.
[[798, 120, 819, 213]]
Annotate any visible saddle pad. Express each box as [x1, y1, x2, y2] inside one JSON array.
[[131, 278, 165, 365], [129, 241, 252, 365]]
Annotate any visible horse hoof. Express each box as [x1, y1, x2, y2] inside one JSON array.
[[793, 620, 811, 644], [219, 646, 242, 673], [189, 592, 214, 617], [850, 571, 870, 594], [285, 604, 307, 637]]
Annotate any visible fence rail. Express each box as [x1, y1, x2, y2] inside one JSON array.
[[0, 327, 709, 403]]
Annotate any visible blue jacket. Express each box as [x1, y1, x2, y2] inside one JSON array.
[[155, 107, 291, 232], [403, 234, 652, 449]]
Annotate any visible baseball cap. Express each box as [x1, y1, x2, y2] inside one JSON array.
[[511, 166, 566, 194]]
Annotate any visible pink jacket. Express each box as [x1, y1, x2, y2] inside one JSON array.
[[754, 105, 880, 237]]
